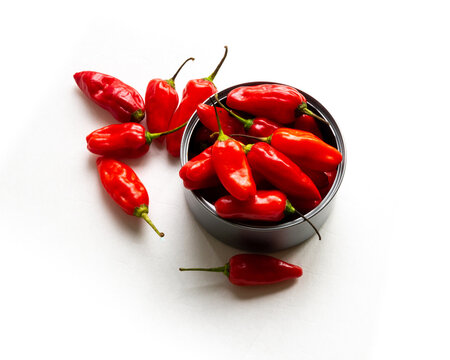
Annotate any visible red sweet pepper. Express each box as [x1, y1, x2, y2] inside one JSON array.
[[166, 46, 228, 157], [96, 157, 164, 237], [179, 254, 303, 286], [86, 121, 189, 158], [215, 190, 295, 222], [145, 57, 194, 141], [215, 94, 281, 138], [212, 106, 256, 201], [226, 83, 327, 125], [74, 71, 145, 123], [245, 142, 321, 201]]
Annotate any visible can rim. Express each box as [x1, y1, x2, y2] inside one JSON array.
[[180, 81, 346, 232]]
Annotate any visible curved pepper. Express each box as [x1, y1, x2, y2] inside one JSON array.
[[86, 121, 189, 158], [145, 57, 194, 142], [215, 190, 295, 222], [166, 46, 228, 157], [226, 84, 327, 125], [179, 254, 303, 286], [96, 157, 164, 237], [269, 129, 342, 171], [74, 71, 145, 123], [246, 142, 321, 201]]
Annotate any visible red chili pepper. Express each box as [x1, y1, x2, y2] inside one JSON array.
[[215, 190, 295, 222], [215, 94, 281, 138], [86, 121, 189, 158], [245, 142, 321, 201], [179, 146, 215, 182], [179, 146, 220, 190], [145, 57, 194, 142], [269, 129, 342, 171], [197, 104, 245, 136], [74, 71, 145, 123], [96, 157, 164, 237], [212, 106, 256, 201], [294, 114, 323, 139], [179, 254, 303, 286], [166, 46, 228, 157], [226, 83, 327, 125]]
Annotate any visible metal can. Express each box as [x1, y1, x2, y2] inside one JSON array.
[[180, 82, 346, 252]]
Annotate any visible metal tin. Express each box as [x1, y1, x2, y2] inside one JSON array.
[[180, 82, 346, 252]]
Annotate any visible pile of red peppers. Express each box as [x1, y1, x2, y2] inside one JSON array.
[[74, 46, 342, 287]]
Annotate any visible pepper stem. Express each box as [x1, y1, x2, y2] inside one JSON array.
[[166, 57, 195, 89], [204, 46, 228, 83], [297, 103, 329, 125], [179, 263, 230, 278], [134, 204, 165, 237], [214, 104, 229, 142], [131, 109, 145, 123], [286, 200, 321, 241], [214, 94, 253, 129], [145, 120, 190, 144], [230, 133, 271, 144]]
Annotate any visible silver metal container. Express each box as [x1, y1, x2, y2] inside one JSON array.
[[180, 82, 346, 252]]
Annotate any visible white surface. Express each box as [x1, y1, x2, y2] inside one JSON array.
[[1, 1, 449, 359]]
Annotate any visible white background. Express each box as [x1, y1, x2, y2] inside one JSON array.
[[1, 1, 449, 359]]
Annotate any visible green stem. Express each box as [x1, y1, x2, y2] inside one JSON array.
[[131, 109, 145, 123], [145, 120, 189, 144], [179, 263, 230, 277], [134, 205, 165, 237], [297, 103, 329, 125], [230, 133, 272, 144], [288, 202, 321, 241], [214, 94, 253, 130], [214, 104, 229, 142], [204, 46, 228, 83], [166, 57, 195, 89]]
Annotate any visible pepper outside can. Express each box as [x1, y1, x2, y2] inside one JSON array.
[[180, 82, 346, 252]]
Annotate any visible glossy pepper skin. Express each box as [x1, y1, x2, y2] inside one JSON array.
[[166, 46, 228, 157], [145, 57, 194, 142], [269, 128, 342, 171], [226, 84, 326, 125], [213, 138, 256, 201], [179, 254, 303, 286], [215, 94, 281, 138], [178, 146, 220, 190], [96, 157, 164, 237], [246, 142, 321, 201], [197, 104, 245, 136], [294, 114, 323, 139], [87, 123, 150, 158], [179, 146, 215, 182], [215, 190, 295, 222], [74, 71, 145, 123], [86, 121, 189, 158]]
